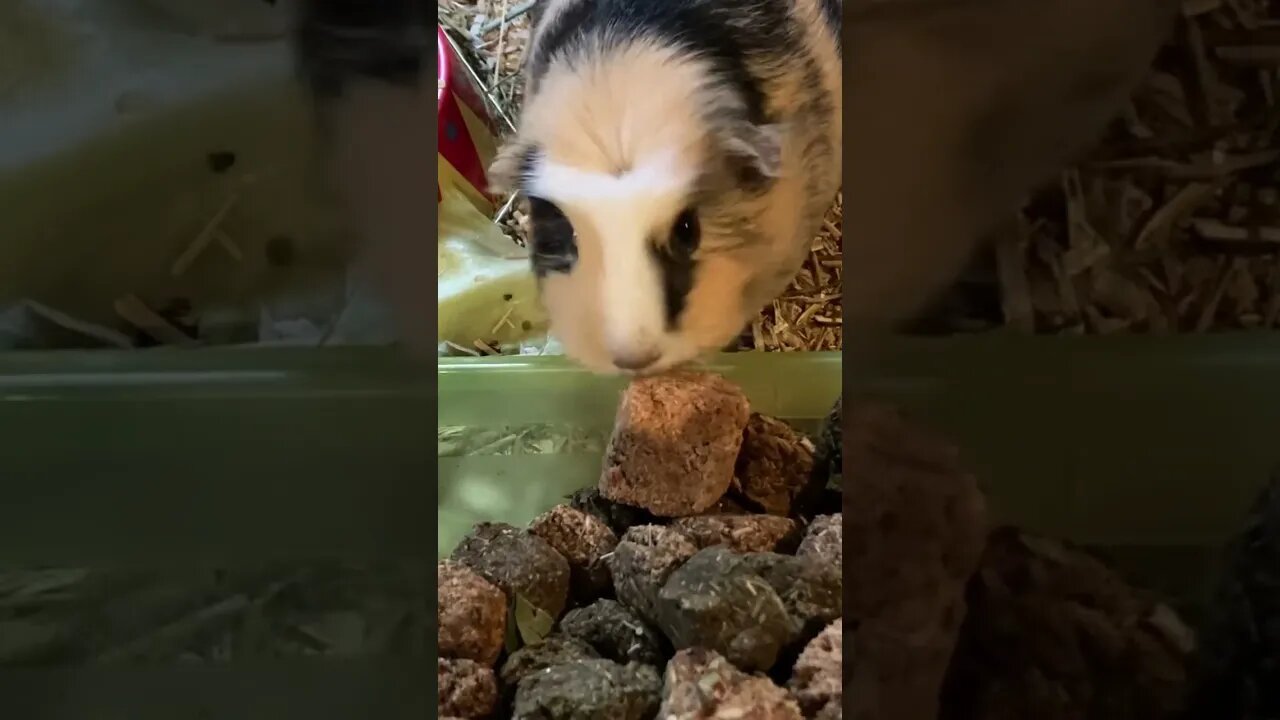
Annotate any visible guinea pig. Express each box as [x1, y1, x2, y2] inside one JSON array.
[[488, 0, 843, 375]]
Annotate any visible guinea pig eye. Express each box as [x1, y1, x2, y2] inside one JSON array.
[[670, 208, 699, 254], [528, 197, 579, 276]]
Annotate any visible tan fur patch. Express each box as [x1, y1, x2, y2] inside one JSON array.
[[519, 39, 715, 178], [678, 253, 753, 347]]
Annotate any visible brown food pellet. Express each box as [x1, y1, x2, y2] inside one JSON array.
[[734, 412, 816, 516], [790, 618, 844, 717], [738, 552, 843, 645], [500, 635, 600, 690], [843, 402, 987, 720], [659, 647, 803, 720], [600, 371, 751, 517], [607, 525, 699, 625], [654, 548, 797, 672], [512, 659, 662, 720], [438, 657, 498, 719], [451, 522, 571, 620], [672, 514, 799, 554], [437, 560, 507, 666], [796, 513, 842, 567], [560, 599, 666, 667], [940, 528, 1192, 720], [529, 504, 618, 601]]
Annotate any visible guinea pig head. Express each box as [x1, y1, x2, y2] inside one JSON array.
[[489, 40, 792, 375]]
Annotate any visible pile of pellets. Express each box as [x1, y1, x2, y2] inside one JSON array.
[[438, 371, 843, 719], [438, 370, 1199, 719]]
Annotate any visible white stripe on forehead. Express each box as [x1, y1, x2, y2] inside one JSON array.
[[527, 150, 695, 203]]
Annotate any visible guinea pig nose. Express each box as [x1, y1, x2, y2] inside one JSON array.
[[611, 348, 661, 371]]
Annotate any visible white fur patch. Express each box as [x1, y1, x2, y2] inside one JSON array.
[[598, 204, 667, 361], [525, 148, 699, 372], [527, 150, 695, 202]]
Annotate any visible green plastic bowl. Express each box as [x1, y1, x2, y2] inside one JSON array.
[[438, 334, 1280, 613], [438, 351, 842, 556]]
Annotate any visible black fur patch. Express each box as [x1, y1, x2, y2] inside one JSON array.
[[292, 0, 433, 98], [653, 240, 698, 328], [527, 0, 549, 26], [516, 145, 541, 190], [531, 0, 597, 85], [821, 0, 841, 52], [528, 0, 798, 126], [527, 198, 579, 276]]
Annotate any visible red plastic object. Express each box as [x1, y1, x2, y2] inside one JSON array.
[[437, 26, 499, 210]]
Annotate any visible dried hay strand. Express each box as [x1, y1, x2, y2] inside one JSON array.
[[941, 0, 1280, 335], [752, 193, 844, 352]]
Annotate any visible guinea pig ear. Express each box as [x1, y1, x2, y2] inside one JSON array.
[[720, 121, 785, 190], [486, 138, 533, 195]]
